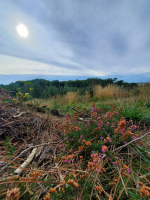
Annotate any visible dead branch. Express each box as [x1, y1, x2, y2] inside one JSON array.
[[13, 111, 29, 118], [114, 132, 150, 152], [69, 107, 91, 118], [15, 148, 37, 174]]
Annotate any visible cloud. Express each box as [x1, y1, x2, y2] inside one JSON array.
[[0, 0, 150, 76], [0, 54, 108, 76]]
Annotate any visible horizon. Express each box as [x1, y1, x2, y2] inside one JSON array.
[[0, 73, 150, 85]]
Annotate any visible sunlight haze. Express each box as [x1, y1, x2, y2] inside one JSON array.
[[16, 23, 29, 38]]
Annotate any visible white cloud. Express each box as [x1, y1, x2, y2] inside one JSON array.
[[0, 54, 107, 76]]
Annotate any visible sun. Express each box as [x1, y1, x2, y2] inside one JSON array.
[[16, 23, 29, 38]]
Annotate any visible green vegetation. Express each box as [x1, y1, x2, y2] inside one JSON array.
[[0, 78, 138, 99], [0, 79, 150, 199]]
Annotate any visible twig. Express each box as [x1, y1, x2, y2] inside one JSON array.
[[117, 167, 128, 197], [117, 178, 129, 200], [114, 132, 150, 152], [69, 107, 91, 118], [13, 111, 29, 118], [90, 172, 98, 200], [53, 143, 64, 185]]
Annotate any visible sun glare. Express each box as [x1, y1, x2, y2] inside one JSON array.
[[16, 23, 28, 38]]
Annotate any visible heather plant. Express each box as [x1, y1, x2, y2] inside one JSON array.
[[52, 102, 150, 199], [3, 103, 150, 200]]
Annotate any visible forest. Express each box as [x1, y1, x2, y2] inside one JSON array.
[[0, 78, 138, 99]]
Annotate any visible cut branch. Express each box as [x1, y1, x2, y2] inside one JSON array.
[[114, 132, 150, 152]]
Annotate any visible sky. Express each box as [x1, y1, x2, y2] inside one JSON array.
[[0, 0, 150, 83]]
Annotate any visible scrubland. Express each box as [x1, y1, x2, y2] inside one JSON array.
[[1, 83, 150, 200]]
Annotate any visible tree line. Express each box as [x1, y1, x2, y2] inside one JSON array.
[[0, 78, 138, 99]]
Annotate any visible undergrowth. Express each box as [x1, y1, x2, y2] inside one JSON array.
[[1, 103, 150, 199]]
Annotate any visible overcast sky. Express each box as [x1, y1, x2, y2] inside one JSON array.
[[0, 0, 150, 78]]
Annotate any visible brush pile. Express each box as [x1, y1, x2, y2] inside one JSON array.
[[0, 88, 65, 199]]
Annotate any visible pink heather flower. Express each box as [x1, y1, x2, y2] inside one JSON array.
[[132, 136, 137, 140], [112, 162, 116, 166], [63, 148, 66, 151], [100, 137, 103, 140], [80, 135, 83, 139], [99, 154, 102, 158], [107, 122, 110, 126], [127, 168, 130, 173]]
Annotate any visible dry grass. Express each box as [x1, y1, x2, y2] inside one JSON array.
[[64, 92, 79, 104], [93, 85, 119, 99], [27, 84, 150, 110], [94, 84, 135, 100], [138, 83, 150, 101]]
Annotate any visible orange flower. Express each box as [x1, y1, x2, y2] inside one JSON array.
[[140, 185, 150, 198], [102, 145, 108, 153], [118, 120, 126, 129], [43, 193, 50, 200], [88, 162, 94, 170], [94, 185, 103, 195], [49, 187, 56, 193], [78, 146, 84, 151], [6, 187, 20, 200], [85, 141, 91, 146], [61, 156, 65, 160]]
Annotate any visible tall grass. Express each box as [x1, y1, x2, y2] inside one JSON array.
[[27, 83, 150, 117], [138, 83, 150, 101], [64, 92, 79, 104], [93, 85, 119, 99]]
